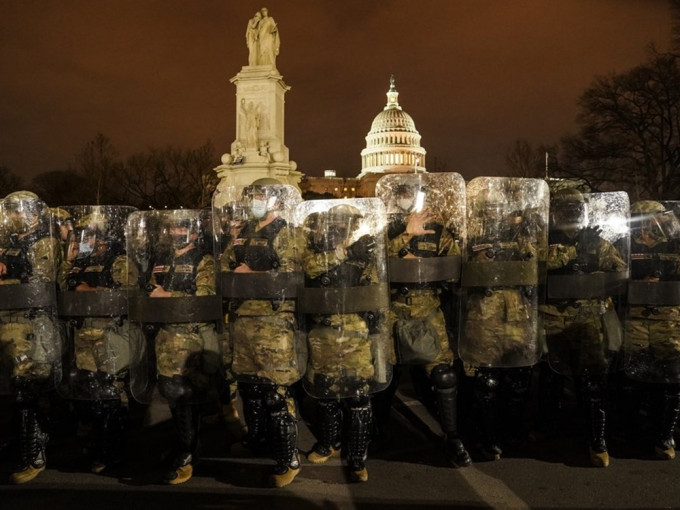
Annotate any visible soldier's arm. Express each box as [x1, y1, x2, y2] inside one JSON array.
[[598, 239, 627, 272], [273, 226, 300, 273], [28, 237, 60, 282], [220, 244, 236, 273], [546, 243, 577, 270], [112, 254, 138, 290], [438, 225, 460, 257], [304, 249, 343, 279], [194, 254, 216, 296]]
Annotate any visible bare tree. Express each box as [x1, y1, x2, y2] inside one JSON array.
[[558, 51, 680, 201], [505, 139, 558, 179]]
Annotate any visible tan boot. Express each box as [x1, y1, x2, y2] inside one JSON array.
[[270, 455, 301, 488], [589, 447, 609, 468], [163, 452, 194, 485], [349, 466, 368, 483], [307, 444, 341, 464]]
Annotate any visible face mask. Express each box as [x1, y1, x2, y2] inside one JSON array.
[[397, 198, 414, 212], [171, 235, 190, 249], [78, 242, 93, 258], [251, 199, 268, 219]]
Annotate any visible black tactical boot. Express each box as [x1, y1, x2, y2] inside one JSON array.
[[11, 406, 48, 484], [654, 386, 680, 460], [163, 403, 200, 485], [90, 399, 127, 474], [266, 390, 300, 488], [346, 397, 372, 482], [307, 399, 342, 463]]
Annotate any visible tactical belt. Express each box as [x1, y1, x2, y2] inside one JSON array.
[[627, 280, 680, 306], [0, 282, 55, 310], [220, 272, 302, 299], [388, 255, 461, 283], [546, 272, 628, 299], [58, 290, 128, 317], [298, 283, 389, 314], [128, 294, 222, 323], [461, 261, 538, 288]]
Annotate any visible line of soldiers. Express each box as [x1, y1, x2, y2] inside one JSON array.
[[1, 174, 678, 487]]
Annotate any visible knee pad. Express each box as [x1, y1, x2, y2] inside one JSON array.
[[264, 386, 291, 415], [158, 375, 194, 405], [431, 364, 457, 391]]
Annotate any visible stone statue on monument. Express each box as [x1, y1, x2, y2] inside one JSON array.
[[245, 7, 280, 67], [241, 98, 261, 148]]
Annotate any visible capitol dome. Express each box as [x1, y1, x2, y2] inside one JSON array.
[[359, 76, 426, 177]]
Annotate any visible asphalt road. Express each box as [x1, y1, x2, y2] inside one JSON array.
[[1, 372, 680, 510]]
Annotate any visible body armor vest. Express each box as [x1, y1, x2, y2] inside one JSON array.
[[548, 229, 599, 274], [233, 217, 285, 272], [630, 240, 679, 282], [153, 246, 203, 295], [0, 229, 49, 283], [67, 243, 123, 290]]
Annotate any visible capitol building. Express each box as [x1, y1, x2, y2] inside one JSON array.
[[300, 76, 428, 198]]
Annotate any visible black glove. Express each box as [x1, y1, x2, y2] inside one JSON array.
[[575, 226, 602, 254], [346, 234, 376, 261]]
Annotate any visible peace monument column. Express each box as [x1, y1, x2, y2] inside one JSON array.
[[214, 7, 301, 188]]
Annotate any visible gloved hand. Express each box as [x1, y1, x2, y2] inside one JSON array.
[[576, 226, 602, 254], [346, 234, 376, 261]]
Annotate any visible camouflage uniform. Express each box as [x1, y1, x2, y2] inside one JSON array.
[[58, 208, 139, 472], [140, 214, 219, 485], [623, 200, 680, 459], [301, 204, 382, 482], [542, 189, 628, 467], [220, 181, 302, 488], [460, 179, 548, 462], [0, 191, 61, 484], [383, 210, 470, 467]]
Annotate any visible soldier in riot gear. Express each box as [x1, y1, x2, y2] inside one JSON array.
[[0, 191, 62, 484], [460, 179, 548, 461], [299, 201, 390, 483], [542, 188, 628, 467], [623, 200, 680, 459], [131, 210, 220, 484], [58, 207, 138, 473], [376, 174, 471, 468], [218, 179, 304, 488]]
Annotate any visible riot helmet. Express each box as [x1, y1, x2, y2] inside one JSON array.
[[630, 200, 680, 245], [551, 188, 588, 230], [393, 183, 426, 213], [243, 178, 284, 219], [3, 191, 45, 234], [323, 204, 363, 250]]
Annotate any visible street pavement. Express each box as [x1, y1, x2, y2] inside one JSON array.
[[2, 373, 680, 510]]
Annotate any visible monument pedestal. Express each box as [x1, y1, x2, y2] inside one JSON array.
[[215, 65, 301, 189]]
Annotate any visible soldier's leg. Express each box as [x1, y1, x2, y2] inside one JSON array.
[[370, 365, 401, 445], [653, 383, 680, 460], [431, 363, 471, 467], [345, 394, 372, 482], [238, 381, 268, 455], [473, 367, 502, 460], [158, 374, 200, 484], [502, 366, 533, 447], [10, 378, 48, 484], [90, 396, 127, 473], [578, 369, 609, 467], [307, 398, 342, 463], [264, 385, 300, 488], [535, 361, 564, 439]]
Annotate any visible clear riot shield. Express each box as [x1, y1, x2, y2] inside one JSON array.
[[213, 183, 304, 387], [0, 193, 62, 395], [296, 198, 392, 399], [56, 205, 139, 401], [375, 172, 466, 364], [459, 177, 549, 368], [126, 209, 221, 404], [624, 200, 680, 384], [544, 191, 630, 376]]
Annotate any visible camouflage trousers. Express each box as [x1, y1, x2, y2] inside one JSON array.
[[463, 289, 535, 367], [389, 290, 454, 374], [155, 323, 219, 390], [0, 311, 58, 390], [74, 318, 132, 376], [544, 312, 608, 374], [625, 315, 680, 382], [306, 313, 375, 395], [231, 313, 301, 386]]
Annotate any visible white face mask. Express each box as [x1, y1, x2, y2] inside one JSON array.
[[250, 199, 268, 219], [397, 198, 414, 212], [78, 242, 93, 258]]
